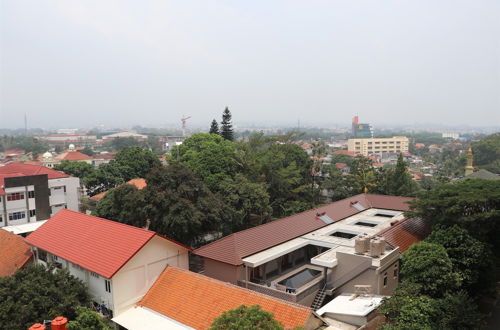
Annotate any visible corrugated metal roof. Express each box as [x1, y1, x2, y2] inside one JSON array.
[[194, 194, 413, 265], [24, 209, 184, 278], [138, 266, 314, 330]]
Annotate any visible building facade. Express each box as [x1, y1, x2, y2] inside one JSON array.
[[347, 136, 409, 156], [0, 164, 80, 231], [25, 210, 191, 317], [194, 194, 421, 308], [351, 116, 373, 138]]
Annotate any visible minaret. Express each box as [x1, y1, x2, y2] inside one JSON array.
[[465, 147, 474, 176]]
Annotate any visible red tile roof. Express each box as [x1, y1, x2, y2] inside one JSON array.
[[90, 178, 147, 201], [55, 151, 92, 161], [0, 230, 32, 277], [194, 194, 413, 265], [335, 162, 347, 169], [25, 210, 187, 278], [378, 217, 431, 252], [138, 266, 314, 330], [0, 163, 69, 195]]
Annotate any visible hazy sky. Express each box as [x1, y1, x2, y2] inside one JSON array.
[[1, 0, 499, 129]]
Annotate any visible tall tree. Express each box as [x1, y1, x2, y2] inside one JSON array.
[[209, 119, 220, 135], [171, 133, 237, 191], [349, 155, 377, 193], [220, 107, 234, 141], [93, 184, 148, 228], [210, 305, 284, 330], [377, 153, 419, 197], [400, 242, 461, 298], [113, 146, 161, 181], [144, 164, 224, 246], [323, 164, 353, 202], [0, 264, 90, 330]]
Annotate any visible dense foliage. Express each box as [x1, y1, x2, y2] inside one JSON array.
[[0, 265, 90, 330], [210, 305, 284, 330], [471, 133, 500, 173], [67, 307, 112, 330]]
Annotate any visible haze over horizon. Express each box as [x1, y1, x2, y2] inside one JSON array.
[[1, 1, 499, 129]]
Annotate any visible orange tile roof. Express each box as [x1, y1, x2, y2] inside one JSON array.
[[55, 151, 92, 161], [0, 230, 32, 277], [333, 150, 356, 157], [0, 164, 69, 195], [138, 266, 314, 330], [90, 178, 147, 201]]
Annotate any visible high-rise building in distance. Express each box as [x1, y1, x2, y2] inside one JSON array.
[[352, 116, 373, 138]]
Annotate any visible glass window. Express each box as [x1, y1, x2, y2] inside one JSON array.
[[28, 191, 35, 199], [7, 192, 25, 201], [383, 272, 388, 287], [9, 211, 26, 220], [29, 209, 36, 217], [105, 280, 112, 293]]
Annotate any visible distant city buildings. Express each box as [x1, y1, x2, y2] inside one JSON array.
[[101, 131, 148, 142], [351, 116, 373, 138], [442, 132, 460, 140], [347, 136, 409, 156], [36, 134, 98, 148]]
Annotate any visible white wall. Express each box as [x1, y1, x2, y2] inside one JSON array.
[[111, 236, 190, 316], [48, 176, 80, 213]]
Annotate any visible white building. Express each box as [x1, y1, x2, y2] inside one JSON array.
[[0, 163, 80, 234], [347, 137, 409, 156], [25, 209, 191, 317]]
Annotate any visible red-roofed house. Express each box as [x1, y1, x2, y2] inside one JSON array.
[[25, 210, 191, 317], [194, 194, 414, 307], [0, 229, 32, 277], [113, 266, 323, 329], [41, 151, 93, 168], [90, 178, 147, 202], [0, 163, 81, 233]]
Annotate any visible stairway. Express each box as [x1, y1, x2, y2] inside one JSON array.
[[311, 288, 327, 310]]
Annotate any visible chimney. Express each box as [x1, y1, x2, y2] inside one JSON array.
[[51, 316, 68, 330]]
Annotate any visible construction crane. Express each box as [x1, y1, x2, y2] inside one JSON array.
[[181, 115, 191, 137]]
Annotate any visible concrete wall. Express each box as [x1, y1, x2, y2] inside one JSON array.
[[111, 236, 189, 316], [48, 176, 80, 213], [328, 252, 372, 290], [203, 258, 242, 284]]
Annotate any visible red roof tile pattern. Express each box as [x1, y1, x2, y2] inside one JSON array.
[[0, 163, 69, 195], [378, 217, 431, 252], [55, 151, 92, 161], [0, 229, 32, 277], [195, 194, 413, 265], [25, 209, 185, 278], [90, 178, 147, 201], [139, 266, 313, 330]]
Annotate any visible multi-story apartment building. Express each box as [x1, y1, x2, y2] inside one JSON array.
[[347, 136, 409, 156], [0, 164, 80, 233], [25, 210, 191, 317], [194, 194, 428, 308]]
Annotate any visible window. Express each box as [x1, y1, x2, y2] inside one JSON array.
[[9, 211, 26, 221], [7, 192, 24, 201], [28, 191, 35, 199], [0, 214, 2, 222], [38, 249, 48, 262], [29, 209, 36, 217], [383, 272, 388, 287], [105, 280, 111, 293], [374, 213, 395, 218], [91, 272, 100, 278], [330, 231, 358, 239], [53, 186, 63, 190], [393, 264, 398, 278]]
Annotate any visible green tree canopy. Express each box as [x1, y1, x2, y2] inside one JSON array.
[[144, 164, 224, 246], [406, 179, 500, 247], [322, 164, 353, 202], [0, 264, 90, 330], [171, 133, 237, 191], [349, 155, 377, 193], [400, 242, 461, 298], [383, 153, 419, 197], [114, 146, 161, 181], [217, 174, 272, 233], [67, 307, 112, 330], [93, 184, 147, 228], [210, 305, 284, 330], [471, 133, 500, 173], [54, 161, 97, 179], [426, 226, 494, 293], [108, 136, 141, 150], [220, 107, 234, 141]]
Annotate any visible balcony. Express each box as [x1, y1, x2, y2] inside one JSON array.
[[238, 264, 325, 303]]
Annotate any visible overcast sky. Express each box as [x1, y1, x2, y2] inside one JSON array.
[[1, 0, 499, 130]]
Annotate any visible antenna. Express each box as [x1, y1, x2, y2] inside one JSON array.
[[24, 113, 28, 135], [181, 115, 192, 137]]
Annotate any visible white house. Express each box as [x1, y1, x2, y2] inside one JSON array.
[[25, 209, 191, 317], [0, 163, 80, 234]]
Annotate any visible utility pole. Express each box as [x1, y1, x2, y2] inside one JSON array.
[[181, 115, 192, 137]]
